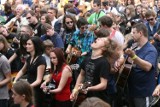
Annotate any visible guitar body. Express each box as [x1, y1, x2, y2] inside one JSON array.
[[116, 43, 138, 89], [8, 71, 18, 90], [72, 82, 91, 107], [67, 47, 81, 64], [116, 63, 132, 89], [73, 93, 87, 106]]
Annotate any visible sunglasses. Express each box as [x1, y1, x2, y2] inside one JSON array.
[[80, 26, 88, 30], [26, 17, 31, 20], [66, 21, 73, 25], [147, 18, 154, 22]]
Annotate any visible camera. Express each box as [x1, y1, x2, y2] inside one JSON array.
[[47, 82, 56, 90], [45, 79, 56, 94]]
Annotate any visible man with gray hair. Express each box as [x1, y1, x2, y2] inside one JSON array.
[[4, 4, 29, 33]]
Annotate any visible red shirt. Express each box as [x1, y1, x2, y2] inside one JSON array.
[[52, 64, 72, 101]]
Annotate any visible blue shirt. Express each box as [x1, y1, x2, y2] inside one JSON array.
[[128, 42, 158, 97], [40, 32, 64, 49], [145, 21, 160, 56], [69, 30, 95, 64], [23, 0, 33, 6]]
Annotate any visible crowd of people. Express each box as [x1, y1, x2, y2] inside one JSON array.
[[0, 0, 160, 107]]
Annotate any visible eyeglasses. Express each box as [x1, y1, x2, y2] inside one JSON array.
[[147, 18, 154, 22], [26, 17, 31, 20], [66, 21, 73, 25], [80, 26, 88, 30]]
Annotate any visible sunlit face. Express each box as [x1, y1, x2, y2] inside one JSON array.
[[0, 42, 4, 51], [26, 39, 34, 53], [50, 52, 58, 65], [41, 15, 46, 24], [47, 9, 56, 20], [12, 89, 24, 104], [91, 37, 109, 49], [65, 18, 73, 29], [16, 7, 23, 16]]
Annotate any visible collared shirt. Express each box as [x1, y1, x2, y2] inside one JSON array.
[[69, 30, 95, 64]]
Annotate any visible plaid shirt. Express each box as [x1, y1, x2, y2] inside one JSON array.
[[69, 30, 95, 64]]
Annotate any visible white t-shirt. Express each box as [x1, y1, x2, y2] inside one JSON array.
[[110, 30, 124, 46]]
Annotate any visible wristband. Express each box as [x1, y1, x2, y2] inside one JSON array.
[[13, 81, 16, 84], [72, 88, 78, 93], [131, 55, 137, 60]]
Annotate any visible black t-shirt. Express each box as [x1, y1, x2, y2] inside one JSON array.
[[30, 22, 42, 37], [81, 56, 110, 101], [26, 55, 46, 84]]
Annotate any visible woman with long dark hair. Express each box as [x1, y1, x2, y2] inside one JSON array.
[[14, 36, 46, 107], [41, 48, 72, 107]]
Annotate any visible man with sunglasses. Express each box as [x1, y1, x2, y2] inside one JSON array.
[[26, 10, 43, 37], [102, 0, 118, 15], [4, 4, 29, 33], [145, 10, 160, 56]]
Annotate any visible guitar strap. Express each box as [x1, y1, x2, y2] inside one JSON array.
[[109, 30, 116, 39]]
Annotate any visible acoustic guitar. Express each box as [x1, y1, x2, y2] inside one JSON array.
[[149, 96, 160, 107], [8, 71, 18, 90], [72, 82, 91, 107], [115, 43, 138, 89], [66, 47, 81, 64]]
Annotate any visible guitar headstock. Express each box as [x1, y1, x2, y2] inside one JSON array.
[[79, 81, 92, 91]]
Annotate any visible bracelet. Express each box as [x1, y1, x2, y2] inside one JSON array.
[[131, 55, 137, 60], [72, 88, 78, 93], [13, 81, 16, 84]]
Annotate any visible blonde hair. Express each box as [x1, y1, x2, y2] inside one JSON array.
[[43, 39, 54, 48], [79, 97, 111, 107]]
